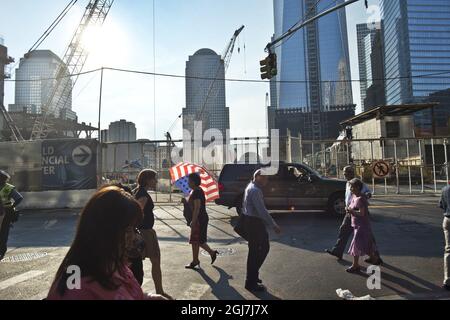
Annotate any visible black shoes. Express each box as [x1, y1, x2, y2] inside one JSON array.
[[211, 250, 219, 265], [325, 249, 343, 260], [443, 284, 450, 291], [245, 282, 266, 292], [346, 266, 361, 273], [185, 261, 200, 269]]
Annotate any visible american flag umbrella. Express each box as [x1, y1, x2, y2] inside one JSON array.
[[169, 162, 220, 202]]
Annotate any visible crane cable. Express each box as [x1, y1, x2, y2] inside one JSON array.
[[28, 0, 79, 54]]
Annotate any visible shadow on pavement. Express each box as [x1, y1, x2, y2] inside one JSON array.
[[265, 211, 442, 258], [195, 266, 281, 300], [343, 262, 443, 298], [194, 266, 246, 300]]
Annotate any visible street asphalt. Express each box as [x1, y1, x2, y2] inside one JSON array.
[[0, 194, 449, 300]]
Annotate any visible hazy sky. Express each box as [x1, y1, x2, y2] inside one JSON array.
[[1, 0, 380, 140]]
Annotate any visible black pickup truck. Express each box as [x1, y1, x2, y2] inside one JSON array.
[[215, 162, 347, 216]]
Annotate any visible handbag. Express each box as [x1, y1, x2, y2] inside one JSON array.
[[233, 214, 249, 241], [127, 229, 146, 259], [183, 201, 193, 226]]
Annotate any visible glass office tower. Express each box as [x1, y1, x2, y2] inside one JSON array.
[[381, 0, 450, 135], [381, 0, 450, 104], [272, 0, 353, 111], [272, 0, 352, 140]]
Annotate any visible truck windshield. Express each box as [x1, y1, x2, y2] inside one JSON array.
[[300, 164, 322, 177]]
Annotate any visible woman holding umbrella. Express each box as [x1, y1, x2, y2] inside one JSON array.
[[184, 173, 218, 269]]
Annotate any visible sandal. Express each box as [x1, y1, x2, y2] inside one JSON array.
[[211, 250, 219, 265], [185, 261, 200, 269], [346, 266, 361, 273]]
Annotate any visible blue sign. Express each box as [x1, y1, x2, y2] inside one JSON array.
[[42, 139, 97, 190]]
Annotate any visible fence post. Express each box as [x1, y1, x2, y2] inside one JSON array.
[[321, 142, 326, 173], [346, 141, 350, 165], [445, 138, 449, 186], [419, 139, 424, 193], [286, 130, 292, 163], [113, 144, 117, 178], [312, 142, 316, 170], [382, 139, 387, 195], [256, 137, 260, 163], [431, 138, 437, 193], [335, 142, 339, 179], [394, 140, 400, 194], [299, 133, 303, 164], [370, 140, 375, 194], [406, 139, 412, 194]]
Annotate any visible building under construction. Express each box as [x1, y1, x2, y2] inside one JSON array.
[[0, 110, 97, 141]]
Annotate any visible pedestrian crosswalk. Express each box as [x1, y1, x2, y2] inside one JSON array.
[[180, 283, 211, 300], [0, 270, 45, 291], [0, 270, 212, 300]]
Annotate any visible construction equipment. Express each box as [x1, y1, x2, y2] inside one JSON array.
[[29, 0, 115, 140], [1, 49, 23, 141], [0, 104, 23, 141]]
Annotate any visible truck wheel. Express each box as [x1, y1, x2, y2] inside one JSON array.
[[328, 193, 346, 216]]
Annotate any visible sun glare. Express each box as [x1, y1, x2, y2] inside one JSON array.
[[80, 21, 129, 67]]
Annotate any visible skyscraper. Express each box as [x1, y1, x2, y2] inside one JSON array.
[[106, 119, 137, 143], [381, 0, 450, 105], [363, 28, 386, 111], [183, 48, 229, 145], [356, 24, 385, 111], [8, 50, 76, 120], [381, 0, 450, 134], [271, 0, 353, 140], [356, 23, 380, 108]]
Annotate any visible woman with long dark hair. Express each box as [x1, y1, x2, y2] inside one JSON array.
[[47, 186, 165, 300], [184, 173, 218, 269], [134, 169, 172, 299]]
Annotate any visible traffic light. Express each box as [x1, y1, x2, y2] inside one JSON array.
[[260, 53, 277, 80]]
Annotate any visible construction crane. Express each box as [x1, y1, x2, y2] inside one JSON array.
[[165, 25, 245, 143], [29, 0, 115, 140], [1, 45, 23, 141], [0, 105, 23, 141]]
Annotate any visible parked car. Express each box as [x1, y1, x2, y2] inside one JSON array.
[[215, 162, 347, 216]]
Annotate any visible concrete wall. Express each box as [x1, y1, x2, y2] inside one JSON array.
[[18, 179, 173, 210], [18, 189, 96, 210]]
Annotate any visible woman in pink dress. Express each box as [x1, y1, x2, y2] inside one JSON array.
[[346, 178, 378, 273], [47, 186, 166, 300]]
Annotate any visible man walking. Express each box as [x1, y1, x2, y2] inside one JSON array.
[[242, 169, 281, 292], [0, 170, 23, 261], [439, 185, 450, 291], [325, 166, 382, 265]]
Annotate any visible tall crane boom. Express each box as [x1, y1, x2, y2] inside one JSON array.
[[222, 25, 244, 72], [30, 0, 115, 140]]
